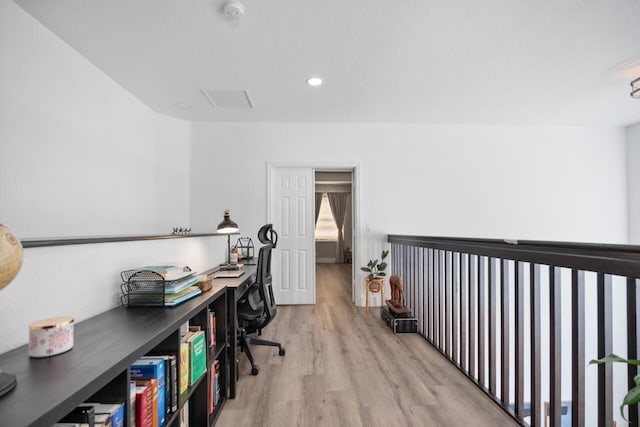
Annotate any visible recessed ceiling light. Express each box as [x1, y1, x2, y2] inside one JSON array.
[[222, 1, 245, 18], [306, 77, 322, 87], [175, 103, 189, 109]]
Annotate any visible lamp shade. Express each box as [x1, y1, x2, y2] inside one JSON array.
[[217, 210, 239, 234], [0, 224, 22, 291]]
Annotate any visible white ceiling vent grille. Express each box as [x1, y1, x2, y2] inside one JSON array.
[[201, 89, 254, 109]]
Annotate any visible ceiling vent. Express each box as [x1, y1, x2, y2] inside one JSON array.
[[201, 90, 254, 109]]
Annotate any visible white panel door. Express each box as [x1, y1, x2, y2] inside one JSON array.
[[268, 166, 315, 305]]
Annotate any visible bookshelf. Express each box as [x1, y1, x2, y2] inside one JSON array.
[[0, 282, 229, 426]]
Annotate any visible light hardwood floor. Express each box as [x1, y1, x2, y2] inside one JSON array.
[[216, 263, 517, 427]]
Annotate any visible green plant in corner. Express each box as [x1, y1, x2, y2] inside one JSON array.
[[590, 354, 640, 420], [360, 250, 389, 281]]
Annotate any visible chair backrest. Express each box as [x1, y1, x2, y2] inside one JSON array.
[[255, 224, 278, 322], [258, 223, 278, 248]]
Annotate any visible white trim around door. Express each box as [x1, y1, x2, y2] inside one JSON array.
[[267, 162, 361, 306]]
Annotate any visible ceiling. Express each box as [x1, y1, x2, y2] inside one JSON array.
[[14, 0, 640, 126]]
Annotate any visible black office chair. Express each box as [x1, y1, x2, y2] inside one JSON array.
[[237, 224, 285, 375]]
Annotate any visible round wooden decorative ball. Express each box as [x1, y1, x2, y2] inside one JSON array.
[[0, 224, 23, 291]]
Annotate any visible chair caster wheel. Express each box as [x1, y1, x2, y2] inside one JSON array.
[[279, 348, 286, 356], [251, 366, 260, 375]]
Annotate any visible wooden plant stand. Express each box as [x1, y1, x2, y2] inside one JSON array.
[[365, 278, 384, 313]]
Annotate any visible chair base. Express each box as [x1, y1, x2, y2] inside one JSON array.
[[238, 335, 285, 375]]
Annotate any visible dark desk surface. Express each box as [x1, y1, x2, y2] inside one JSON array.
[[206, 265, 256, 293], [0, 285, 227, 426]]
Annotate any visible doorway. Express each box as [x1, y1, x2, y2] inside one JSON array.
[[267, 164, 359, 306], [314, 171, 354, 300]]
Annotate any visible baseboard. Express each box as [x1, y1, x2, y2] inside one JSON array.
[[316, 257, 336, 263]]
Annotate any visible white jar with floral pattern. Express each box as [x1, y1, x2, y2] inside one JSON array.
[[28, 316, 74, 358]]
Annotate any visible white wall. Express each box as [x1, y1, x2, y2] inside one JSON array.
[[0, 237, 222, 353], [0, 0, 220, 353], [0, 0, 191, 239], [190, 122, 628, 306], [627, 122, 640, 243]]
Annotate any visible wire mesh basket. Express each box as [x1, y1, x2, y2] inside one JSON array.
[[120, 269, 167, 307], [120, 266, 199, 307]]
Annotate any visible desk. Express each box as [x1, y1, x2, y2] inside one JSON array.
[[206, 264, 256, 399], [0, 282, 229, 426]]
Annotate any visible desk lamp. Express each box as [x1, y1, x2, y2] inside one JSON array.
[[217, 210, 239, 270], [0, 224, 23, 397]]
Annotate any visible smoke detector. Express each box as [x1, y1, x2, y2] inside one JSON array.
[[222, 1, 245, 18]]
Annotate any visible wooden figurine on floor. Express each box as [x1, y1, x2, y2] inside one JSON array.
[[387, 275, 411, 317]]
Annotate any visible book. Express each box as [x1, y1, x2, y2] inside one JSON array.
[[209, 361, 214, 414], [214, 359, 220, 407], [164, 286, 202, 307], [167, 355, 178, 413], [209, 360, 220, 415], [130, 381, 137, 427], [135, 383, 153, 427], [131, 358, 166, 427], [179, 400, 189, 427], [141, 355, 178, 414], [179, 341, 190, 399], [149, 379, 158, 427], [94, 413, 111, 427], [208, 310, 216, 348], [136, 379, 158, 427], [84, 403, 125, 427], [187, 331, 207, 386], [163, 275, 203, 294]]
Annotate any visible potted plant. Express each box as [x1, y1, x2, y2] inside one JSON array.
[[361, 250, 389, 312], [361, 249, 389, 282]]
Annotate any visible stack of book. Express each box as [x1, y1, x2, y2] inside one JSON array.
[[122, 264, 204, 307], [177, 323, 206, 427], [130, 353, 180, 427], [182, 328, 206, 387], [53, 401, 125, 427]]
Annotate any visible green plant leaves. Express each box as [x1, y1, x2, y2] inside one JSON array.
[[362, 249, 390, 280], [621, 384, 640, 420], [589, 354, 640, 366], [589, 354, 640, 420]]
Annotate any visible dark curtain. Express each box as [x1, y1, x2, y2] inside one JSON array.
[[315, 192, 323, 225], [327, 192, 348, 263]]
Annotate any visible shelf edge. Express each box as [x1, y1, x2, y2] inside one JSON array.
[[21, 233, 236, 248]]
